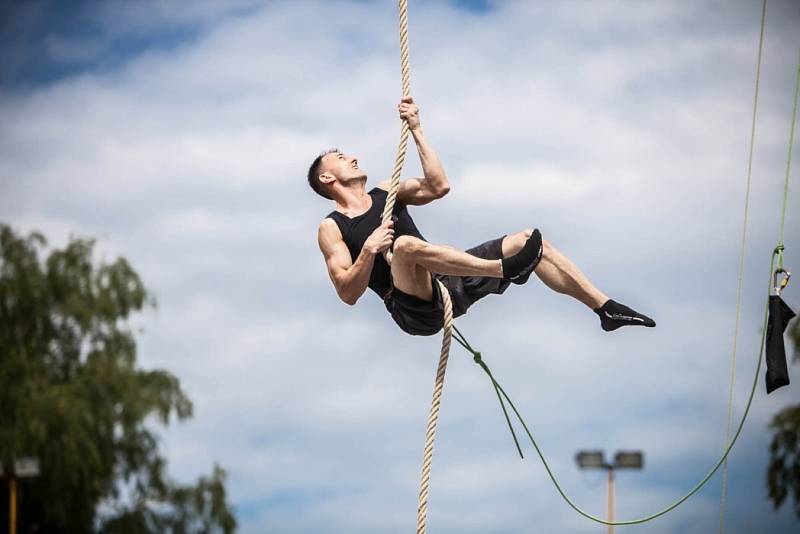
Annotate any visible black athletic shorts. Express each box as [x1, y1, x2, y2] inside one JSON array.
[[383, 235, 518, 336]]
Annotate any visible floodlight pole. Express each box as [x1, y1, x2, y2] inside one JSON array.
[[576, 450, 643, 534], [4, 457, 40, 534], [606, 467, 615, 534], [10, 477, 17, 534]]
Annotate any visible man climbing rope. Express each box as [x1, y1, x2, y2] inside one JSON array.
[[311, 96, 655, 336]]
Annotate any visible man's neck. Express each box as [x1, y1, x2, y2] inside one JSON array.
[[334, 180, 370, 216]]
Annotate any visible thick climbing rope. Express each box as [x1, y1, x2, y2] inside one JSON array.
[[719, 1, 767, 531], [380, 2, 454, 533]]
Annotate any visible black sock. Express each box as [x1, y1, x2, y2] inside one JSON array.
[[594, 299, 656, 332], [502, 229, 543, 282]]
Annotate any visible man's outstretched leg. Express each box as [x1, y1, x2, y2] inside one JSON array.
[[390, 231, 654, 332], [502, 229, 655, 331], [389, 234, 542, 301]]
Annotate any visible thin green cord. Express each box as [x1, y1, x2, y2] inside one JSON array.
[[777, 48, 800, 271], [453, 254, 773, 525], [447, 47, 800, 527], [445, 9, 791, 525], [719, 2, 767, 530], [453, 326, 523, 458]]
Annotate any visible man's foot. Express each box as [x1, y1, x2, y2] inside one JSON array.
[[594, 299, 656, 331], [502, 229, 543, 283]]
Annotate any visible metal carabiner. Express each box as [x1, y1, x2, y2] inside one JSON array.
[[773, 268, 791, 295]]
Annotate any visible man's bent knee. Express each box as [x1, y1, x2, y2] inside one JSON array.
[[393, 235, 427, 258], [541, 238, 552, 255], [390, 239, 434, 302], [502, 228, 536, 257]]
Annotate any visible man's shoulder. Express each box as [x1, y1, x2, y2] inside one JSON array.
[[318, 217, 344, 249], [319, 216, 340, 233]]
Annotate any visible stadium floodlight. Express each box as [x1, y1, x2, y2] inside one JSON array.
[[13, 458, 40, 478], [575, 450, 608, 470], [0, 457, 42, 478], [614, 451, 644, 470]]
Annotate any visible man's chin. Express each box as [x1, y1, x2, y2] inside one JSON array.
[[341, 173, 368, 185]]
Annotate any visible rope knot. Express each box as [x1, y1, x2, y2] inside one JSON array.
[[473, 351, 482, 364], [774, 243, 785, 255]]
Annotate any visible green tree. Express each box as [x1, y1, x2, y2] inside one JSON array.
[[0, 225, 236, 533], [767, 312, 800, 518]]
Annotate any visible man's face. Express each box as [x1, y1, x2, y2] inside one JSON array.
[[320, 151, 366, 185]]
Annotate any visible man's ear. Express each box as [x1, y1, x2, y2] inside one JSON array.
[[319, 172, 335, 185]]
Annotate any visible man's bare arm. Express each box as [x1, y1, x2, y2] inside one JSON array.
[[378, 96, 449, 206], [318, 218, 394, 305]]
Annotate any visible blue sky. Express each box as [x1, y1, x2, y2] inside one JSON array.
[[1, 1, 799, 533]]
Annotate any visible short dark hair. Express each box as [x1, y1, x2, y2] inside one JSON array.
[[307, 148, 340, 200]]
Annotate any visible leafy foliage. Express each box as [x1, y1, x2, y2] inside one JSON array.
[[766, 312, 800, 518], [101, 465, 236, 534], [0, 225, 236, 533]]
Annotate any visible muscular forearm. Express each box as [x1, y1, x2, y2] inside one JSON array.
[[411, 127, 449, 194], [337, 248, 377, 305]]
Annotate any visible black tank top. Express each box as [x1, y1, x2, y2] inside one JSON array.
[[326, 187, 426, 298]]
